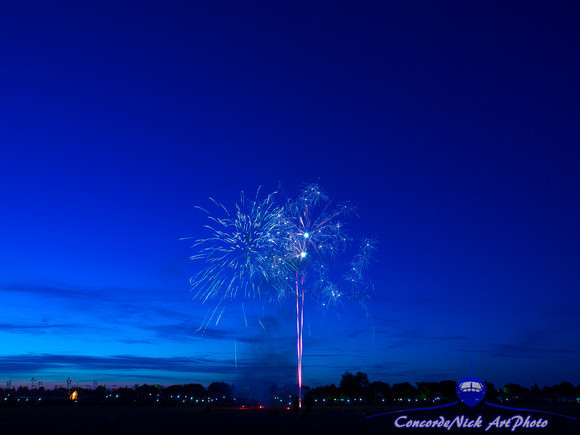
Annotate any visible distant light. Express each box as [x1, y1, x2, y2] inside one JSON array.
[[300, 252, 307, 258], [304, 232, 310, 238]]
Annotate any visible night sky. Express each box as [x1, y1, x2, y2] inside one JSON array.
[[1, 1, 579, 391]]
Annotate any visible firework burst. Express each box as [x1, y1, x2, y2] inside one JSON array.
[[183, 188, 284, 329], [185, 183, 377, 406]]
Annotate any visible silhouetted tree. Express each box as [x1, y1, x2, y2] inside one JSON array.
[[116, 387, 135, 403], [503, 383, 528, 400], [182, 383, 207, 398], [439, 380, 457, 400], [163, 385, 184, 397], [340, 371, 369, 399], [135, 384, 160, 395], [207, 382, 232, 400], [94, 385, 107, 398], [556, 381, 575, 396], [390, 382, 417, 400], [134, 384, 161, 404], [417, 382, 440, 400], [484, 382, 499, 401], [306, 384, 339, 403]]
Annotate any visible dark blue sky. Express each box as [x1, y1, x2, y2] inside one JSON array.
[[1, 1, 579, 390]]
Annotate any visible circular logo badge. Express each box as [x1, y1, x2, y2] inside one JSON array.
[[456, 376, 486, 407]]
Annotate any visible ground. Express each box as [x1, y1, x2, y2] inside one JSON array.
[[0, 404, 578, 434]]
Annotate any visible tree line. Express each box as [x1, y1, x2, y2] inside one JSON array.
[[2, 372, 579, 406], [305, 371, 580, 405]]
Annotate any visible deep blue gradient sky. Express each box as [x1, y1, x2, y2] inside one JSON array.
[[1, 1, 579, 390]]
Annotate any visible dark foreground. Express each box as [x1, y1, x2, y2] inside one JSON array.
[[0, 403, 578, 435]]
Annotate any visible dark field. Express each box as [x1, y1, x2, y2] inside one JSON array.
[[1, 404, 578, 435]]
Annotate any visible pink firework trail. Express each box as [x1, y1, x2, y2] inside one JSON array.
[[296, 271, 305, 406]]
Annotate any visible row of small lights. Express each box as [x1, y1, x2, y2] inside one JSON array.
[[161, 395, 232, 404], [102, 394, 232, 403], [5, 390, 443, 405], [395, 397, 442, 402]]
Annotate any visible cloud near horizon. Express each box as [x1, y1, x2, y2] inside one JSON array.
[[0, 352, 297, 386]]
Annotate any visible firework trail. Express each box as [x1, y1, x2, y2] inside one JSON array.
[[185, 183, 377, 406]]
